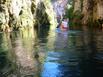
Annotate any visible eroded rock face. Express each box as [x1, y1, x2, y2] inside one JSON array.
[[93, 0, 103, 20], [82, 0, 93, 25], [0, 2, 9, 31], [73, 0, 103, 26], [73, 0, 81, 13], [0, 0, 56, 32]]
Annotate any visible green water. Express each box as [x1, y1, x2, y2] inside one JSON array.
[[0, 28, 103, 77]]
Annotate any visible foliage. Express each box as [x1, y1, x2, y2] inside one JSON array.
[[66, 7, 74, 20], [73, 11, 83, 19], [66, 6, 82, 27]]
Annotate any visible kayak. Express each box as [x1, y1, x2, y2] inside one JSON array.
[[56, 28, 68, 35]]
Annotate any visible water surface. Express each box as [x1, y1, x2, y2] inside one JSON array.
[[0, 28, 103, 77]]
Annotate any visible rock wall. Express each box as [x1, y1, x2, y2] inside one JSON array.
[[82, 0, 93, 25], [0, 0, 55, 32], [93, 0, 103, 20], [73, 0, 81, 13], [73, 0, 103, 26]]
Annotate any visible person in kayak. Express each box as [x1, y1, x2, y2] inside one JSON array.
[[60, 17, 69, 31]]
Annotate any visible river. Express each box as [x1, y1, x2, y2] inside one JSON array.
[[0, 26, 103, 77]]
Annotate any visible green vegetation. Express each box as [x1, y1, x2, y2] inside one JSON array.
[[66, 7, 74, 26], [66, 6, 82, 27]]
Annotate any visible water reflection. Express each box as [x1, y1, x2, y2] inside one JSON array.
[[42, 30, 103, 77], [0, 28, 103, 77], [54, 32, 68, 51], [0, 31, 46, 77]]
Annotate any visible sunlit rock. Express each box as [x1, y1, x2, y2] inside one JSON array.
[[73, 0, 81, 13], [93, 0, 103, 25], [82, 0, 92, 25], [0, 0, 56, 32]]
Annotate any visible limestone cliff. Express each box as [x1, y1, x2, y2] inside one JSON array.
[[93, 0, 103, 26], [73, 0, 103, 26], [82, 0, 93, 25], [73, 0, 81, 13], [0, 0, 55, 32]]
